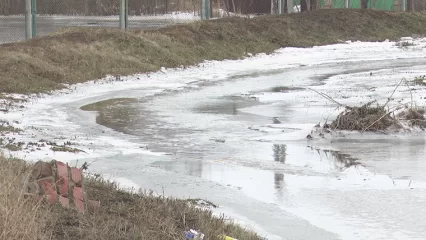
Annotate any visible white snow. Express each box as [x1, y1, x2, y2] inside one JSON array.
[[2, 37, 426, 240]]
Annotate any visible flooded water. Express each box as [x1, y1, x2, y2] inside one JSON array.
[[73, 58, 426, 239], [8, 41, 426, 239]]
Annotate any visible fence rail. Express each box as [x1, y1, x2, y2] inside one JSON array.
[[1, 0, 426, 45]]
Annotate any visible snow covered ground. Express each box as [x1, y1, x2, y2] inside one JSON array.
[[2, 37, 426, 239]]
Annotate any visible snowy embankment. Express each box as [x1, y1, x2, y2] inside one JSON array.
[[1, 37, 426, 240], [1, 37, 426, 164]]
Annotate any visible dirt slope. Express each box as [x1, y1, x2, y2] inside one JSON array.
[[0, 9, 426, 93]]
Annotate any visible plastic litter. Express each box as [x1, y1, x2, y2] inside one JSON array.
[[184, 229, 204, 240], [219, 235, 239, 240]]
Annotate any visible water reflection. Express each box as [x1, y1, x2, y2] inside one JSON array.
[[270, 86, 304, 93], [274, 172, 285, 202], [321, 149, 361, 170], [80, 98, 143, 134], [274, 173, 284, 188], [185, 159, 203, 178], [273, 144, 287, 163], [195, 96, 259, 116]]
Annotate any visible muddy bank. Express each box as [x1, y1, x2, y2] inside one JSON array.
[[0, 156, 262, 240], [2, 9, 426, 94]]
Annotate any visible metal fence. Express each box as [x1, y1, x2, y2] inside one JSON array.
[[1, 0, 426, 45], [0, 0, 202, 44]]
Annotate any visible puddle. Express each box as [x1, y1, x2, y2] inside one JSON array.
[[194, 96, 261, 115], [80, 98, 138, 111], [270, 86, 305, 93], [80, 98, 143, 133], [67, 56, 426, 240], [7, 40, 426, 240]]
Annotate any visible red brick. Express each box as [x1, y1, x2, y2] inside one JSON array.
[[26, 181, 41, 195], [58, 196, 70, 208], [56, 161, 69, 196], [56, 161, 68, 180], [32, 161, 53, 179], [70, 167, 82, 186], [74, 198, 85, 213], [56, 176, 69, 197], [73, 187, 84, 201], [38, 179, 57, 204]]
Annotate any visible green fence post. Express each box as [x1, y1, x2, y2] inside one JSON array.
[[31, 0, 37, 38], [205, 0, 210, 19], [200, 0, 205, 19], [278, 0, 283, 14], [119, 0, 124, 30], [25, 0, 32, 40], [119, 0, 128, 30], [125, 0, 129, 29]]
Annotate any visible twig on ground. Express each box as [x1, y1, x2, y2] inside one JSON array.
[[404, 79, 414, 109], [383, 78, 404, 108], [308, 88, 349, 108], [362, 102, 410, 133]]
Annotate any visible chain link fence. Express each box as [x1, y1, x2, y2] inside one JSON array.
[[1, 0, 426, 45], [0, 1, 26, 45], [0, 0, 200, 45], [35, 0, 119, 40], [324, 0, 426, 11]]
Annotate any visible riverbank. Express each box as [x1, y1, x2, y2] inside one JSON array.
[[1, 37, 426, 239], [1, 9, 426, 94], [2, 9, 426, 240], [0, 155, 262, 239]]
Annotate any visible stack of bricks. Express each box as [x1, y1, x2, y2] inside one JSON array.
[[25, 160, 99, 213]]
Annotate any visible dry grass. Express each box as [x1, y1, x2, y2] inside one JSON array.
[[0, 156, 51, 240], [0, 125, 20, 133], [0, 155, 262, 240], [1, 9, 426, 94], [412, 75, 426, 86], [50, 146, 85, 153], [328, 104, 426, 132], [330, 102, 394, 131]]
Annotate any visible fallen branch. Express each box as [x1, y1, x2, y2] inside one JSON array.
[[362, 102, 410, 132], [383, 78, 404, 109], [308, 88, 349, 109]]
